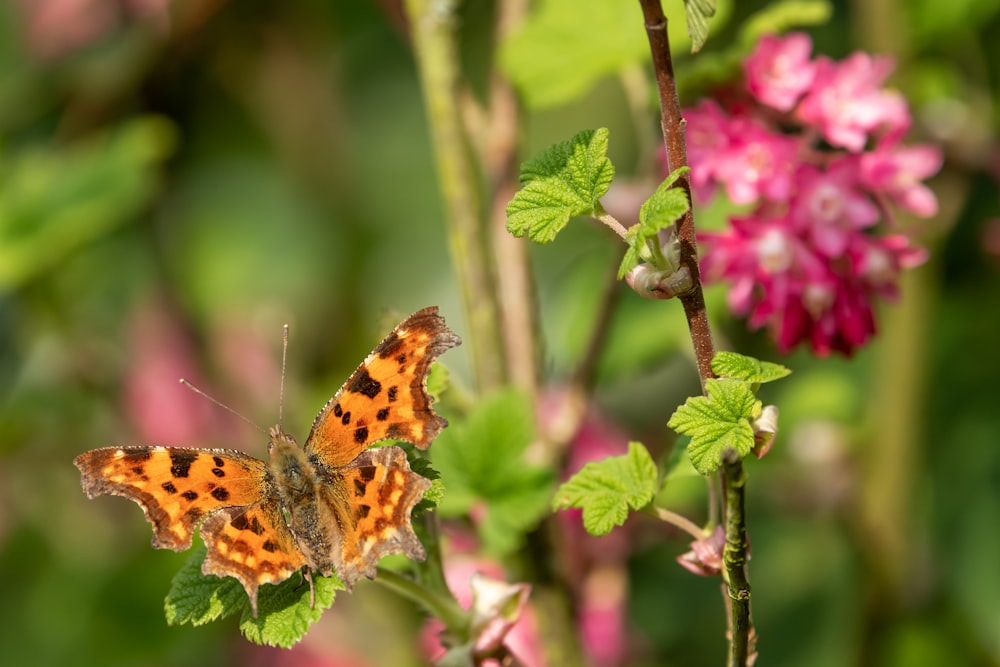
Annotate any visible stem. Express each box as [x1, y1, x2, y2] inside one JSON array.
[[638, 0, 715, 385], [595, 210, 630, 239], [652, 506, 706, 540], [721, 450, 752, 667], [375, 566, 468, 637], [404, 0, 506, 393], [638, 2, 754, 663]]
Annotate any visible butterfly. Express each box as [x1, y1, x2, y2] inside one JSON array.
[[74, 306, 460, 615]]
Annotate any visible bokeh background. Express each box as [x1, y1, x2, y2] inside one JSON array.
[[1, 1, 998, 666]]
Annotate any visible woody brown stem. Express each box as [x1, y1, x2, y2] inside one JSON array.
[[637, 2, 753, 664]]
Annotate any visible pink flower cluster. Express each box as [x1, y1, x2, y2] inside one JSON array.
[[685, 32, 941, 355]]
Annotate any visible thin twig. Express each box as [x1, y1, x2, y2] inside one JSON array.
[[638, 0, 715, 386]]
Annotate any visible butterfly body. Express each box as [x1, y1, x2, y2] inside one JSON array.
[[75, 307, 459, 616]]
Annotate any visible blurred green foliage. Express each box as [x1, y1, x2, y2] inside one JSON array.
[[0, 0, 998, 666]]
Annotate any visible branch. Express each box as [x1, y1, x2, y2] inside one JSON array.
[[721, 449, 753, 667], [637, 2, 755, 664], [404, 0, 506, 393]]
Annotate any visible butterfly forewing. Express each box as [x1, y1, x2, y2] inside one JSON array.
[[74, 446, 269, 550], [303, 306, 460, 468]]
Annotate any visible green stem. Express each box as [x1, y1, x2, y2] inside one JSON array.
[[720, 450, 752, 666], [404, 0, 506, 393], [375, 566, 468, 637]]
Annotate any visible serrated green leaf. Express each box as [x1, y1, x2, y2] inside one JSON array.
[[499, 0, 648, 109], [668, 379, 760, 475], [165, 542, 343, 648], [432, 389, 555, 554], [239, 575, 340, 648], [410, 456, 444, 509], [617, 168, 690, 279], [683, 0, 717, 52], [712, 351, 792, 383], [426, 362, 451, 401], [506, 128, 614, 244], [165, 544, 246, 626], [553, 442, 659, 536]]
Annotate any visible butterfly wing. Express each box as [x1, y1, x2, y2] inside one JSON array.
[[303, 306, 460, 467], [75, 446, 305, 615], [317, 446, 431, 588]]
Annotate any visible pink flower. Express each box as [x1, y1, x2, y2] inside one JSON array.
[[797, 53, 910, 152], [677, 526, 726, 576], [744, 33, 816, 111], [683, 32, 938, 356], [683, 99, 733, 202], [714, 118, 798, 204], [860, 141, 943, 217], [422, 555, 545, 667], [789, 159, 880, 257]]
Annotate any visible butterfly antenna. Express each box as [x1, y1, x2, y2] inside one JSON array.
[[179, 378, 266, 435], [278, 323, 289, 430]]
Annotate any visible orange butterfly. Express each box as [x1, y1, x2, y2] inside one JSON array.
[[75, 307, 460, 615]]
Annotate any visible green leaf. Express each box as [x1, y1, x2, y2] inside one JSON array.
[[432, 389, 555, 555], [618, 167, 690, 279], [683, 0, 717, 52], [711, 351, 792, 384], [425, 362, 451, 402], [500, 0, 648, 109], [506, 128, 614, 244], [0, 116, 176, 289], [165, 543, 342, 648], [410, 456, 445, 509], [164, 544, 245, 627], [668, 379, 760, 475], [553, 442, 659, 536], [239, 575, 340, 648]]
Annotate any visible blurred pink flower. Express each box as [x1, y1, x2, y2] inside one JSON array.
[[860, 141, 943, 217], [790, 159, 879, 257], [683, 31, 941, 355], [714, 117, 798, 205], [123, 300, 229, 444], [16, 0, 171, 60], [744, 32, 816, 111], [422, 554, 545, 667]]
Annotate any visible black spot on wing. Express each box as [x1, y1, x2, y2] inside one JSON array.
[[211, 468, 225, 478], [213, 456, 225, 467], [161, 481, 177, 494], [358, 466, 376, 482], [354, 425, 369, 445], [211, 487, 230, 501], [375, 331, 403, 359], [387, 386, 398, 403], [122, 449, 152, 463], [376, 408, 390, 421], [333, 403, 343, 418], [354, 478, 366, 496], [348, 368, 382, 399], [170, 451, 197, 478], [341, 411, 351, 425], [181, 490, 198, 501], [358, 504, 371, 518]]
